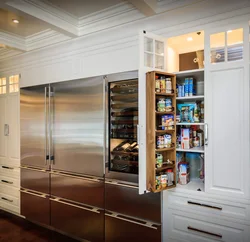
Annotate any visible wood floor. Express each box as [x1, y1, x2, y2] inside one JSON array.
[[0, 210, 78, 242]]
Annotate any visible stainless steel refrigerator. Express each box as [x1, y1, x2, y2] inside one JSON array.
[[20, 76, 105, 242], [20, 71, 161, 242]]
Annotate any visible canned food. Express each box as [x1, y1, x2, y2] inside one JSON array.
[[164, 134, 172, 148], [156, 153, 163, 168], [160, 78, 166, 93]]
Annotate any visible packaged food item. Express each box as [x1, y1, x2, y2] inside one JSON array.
[[155, 79, 161, 93], [178, 162, 190, 185], [156, 175, 161, 190], [165, 98, 172, 112], [164, 134, 172, 148], [193, 137, 199, 147], [197, 129, 204, 146], [188, 78, 193, 96], [166, 169, 174, 186], [200, 101, 204, 122], [157, 98, 165, 112], [161, 174, 168, 188], [193, 103, 200, 123], [156, 153, 163, 168], [184, 78, 189, 97], [160, 77, 166, 93], [178, 85, 182, 97], [181, 128, 193, 149], [161, 114, 174, 130], [166, 78, 172, 94], [176, 115, 180, 123], [157, 136, 164, 149], [177, 103, 195, 123]]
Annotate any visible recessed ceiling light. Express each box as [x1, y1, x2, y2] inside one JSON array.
[[227, 30, 232, 33], [187, 37, 193, 41], [12, 19, 19, 24]]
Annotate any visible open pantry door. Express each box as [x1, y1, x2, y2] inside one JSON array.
[[138, 30, 168, 194]]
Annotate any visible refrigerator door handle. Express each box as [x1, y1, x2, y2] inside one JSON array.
[[49, 86, 54, 164], [50, 197, 101, 214], [20, 189, 47, 199], [105, 180, 138, 189], [4, 124, 9, 136], [50, 171, 103, 182], [21, 166, 47, 172], [105, 212, 158, 230], [45, 87, 48, 165]]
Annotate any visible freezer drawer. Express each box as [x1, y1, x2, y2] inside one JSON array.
[[51, 171, 104, 208], [21, 189, 50, 226], [50, 197, 104, 242], [105, 211, 161, 242], [21, 167, 49, 194], [105, 182, 161, 223]]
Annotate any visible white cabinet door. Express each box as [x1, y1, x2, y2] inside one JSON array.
[[0, 95, 7, 165], [138, 31, 167, 194], [205, 23, 249, 199], [7, 93, 20, 166]]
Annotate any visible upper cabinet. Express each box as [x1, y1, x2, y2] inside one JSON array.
[[139, 21, 249, 199]]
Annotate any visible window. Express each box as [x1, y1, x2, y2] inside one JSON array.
[[0, 77, 7, 95], [210, 28, 243, 63], [9, 75, 19, 93]]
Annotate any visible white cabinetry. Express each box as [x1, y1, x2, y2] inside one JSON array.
[[0, 75, 20, 215], [139, 19, 250, 242]]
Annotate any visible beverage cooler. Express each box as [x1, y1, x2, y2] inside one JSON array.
[[104, 72, 162, 242]]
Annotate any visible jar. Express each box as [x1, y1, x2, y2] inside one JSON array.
[[157, 98, 165, 112]]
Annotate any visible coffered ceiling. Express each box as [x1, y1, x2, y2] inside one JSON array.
[[0, 0, 203, 60]]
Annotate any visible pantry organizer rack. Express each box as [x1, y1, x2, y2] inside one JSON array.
[[146, 71, 177, 192]]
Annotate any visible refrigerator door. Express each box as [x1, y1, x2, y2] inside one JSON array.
[[20, 85, 49, 169], [21, 189, 50, 226], [50, 77, 104, 177], [50, 197, 104, 242]]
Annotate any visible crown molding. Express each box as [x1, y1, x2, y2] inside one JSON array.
[[78, 2, 145, 36], [26, 29, 71, 51], [5, 0, 79, 37], [0, 47, 23, 61], [0, 31, 26, 51]]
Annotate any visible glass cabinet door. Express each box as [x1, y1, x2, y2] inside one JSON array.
[[108, 79, 139, 175]]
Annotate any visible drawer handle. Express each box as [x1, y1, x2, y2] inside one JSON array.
[[1, 180, 13, 184], [105, 180, 138, 189], [187, 201, 222, 211], [187, 226, 222, 238], [50, 198, 101, 214], [20, 189, 47, 199], [21, 166, 47, 172], [1, 197, 13, 203], [105, 212, 158, 230], [2, 166, 14, 170]]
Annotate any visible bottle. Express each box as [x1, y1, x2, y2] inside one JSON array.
[[188, 78, 193, 96], [166, 78, 172, 94], [132, 144, 139, 152], [125, 142, 137, 152], [114, 140, 132, 151], [184, 78, 189, 97]]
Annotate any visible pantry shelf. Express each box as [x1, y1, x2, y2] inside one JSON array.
[[176, 179, 204, 192], [176, 147, 204, 153], [176, 123, 205, 126], [174, 68, 204, 77], [155, 147, 175, 152], [176, 95, 204, 100], [155, 130, 175, 134], [156, 165, 175, 172], [155, 92, 175, 97], [155, 111, 175, 115]]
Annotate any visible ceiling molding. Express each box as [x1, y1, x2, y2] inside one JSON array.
[[0, 47, 23, 61], [78, 2, 145, 36], [0, 31, 26, 51], [26, 29, 71, 51], [5, 0, 79, 37], [127, 0, 156, 16]]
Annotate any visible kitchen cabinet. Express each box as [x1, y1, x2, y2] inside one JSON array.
[[0, 75, 20, 214]]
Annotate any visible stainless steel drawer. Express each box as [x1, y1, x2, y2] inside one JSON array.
[[105, 211, 161, 242], [21, 167, 49, 194], [21, 189, 50, 226], [51, 171, 104, 208], [105, 182, 161, 223], [50, 197, 104, 242]]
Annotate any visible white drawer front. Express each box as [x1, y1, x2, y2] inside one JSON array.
[[0, 184, 19, 198], [165, 209, 249, 242], [0, 201, 20, 214], [0, 165, 20, 178], [0, 159, 20, 167], [0, 175, 19, 188], [0, 193, 20, 207], [166, 193, 250, 222]]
